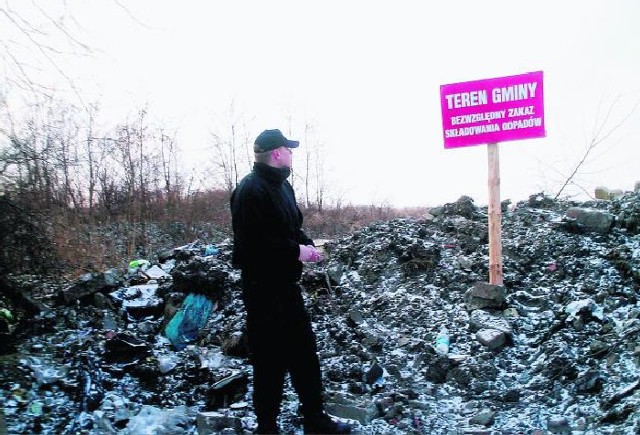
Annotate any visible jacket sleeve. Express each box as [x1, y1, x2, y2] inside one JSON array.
[[295, 206, 314, 247], [285, 181, 314, 247]]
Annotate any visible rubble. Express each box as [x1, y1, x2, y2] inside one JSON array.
[[58, 269, 123, 305], [0, 192, 639, 433]]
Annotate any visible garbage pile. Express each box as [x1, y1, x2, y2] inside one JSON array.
[[0, 192, 639, 434]]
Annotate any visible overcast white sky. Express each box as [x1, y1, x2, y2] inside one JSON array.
[[4, 0, 640, 207]]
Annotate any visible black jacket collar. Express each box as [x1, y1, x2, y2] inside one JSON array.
[[253, 162, 291, 185]]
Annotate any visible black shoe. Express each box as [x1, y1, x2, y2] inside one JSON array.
[[304, 412, 352, 434]]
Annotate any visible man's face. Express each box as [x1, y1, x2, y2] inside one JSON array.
[[277, 146, 293, 168]]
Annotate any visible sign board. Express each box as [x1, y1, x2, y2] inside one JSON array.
[[440, 71, 545, 149]]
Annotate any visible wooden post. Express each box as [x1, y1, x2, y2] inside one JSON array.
[[487, 143, 503, 285]]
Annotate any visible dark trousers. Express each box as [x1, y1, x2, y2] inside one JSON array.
[[242, 279, 324, 428]]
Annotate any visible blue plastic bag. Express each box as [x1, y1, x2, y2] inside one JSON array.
[[164, 293, 214, 350], [203, 245, 219, 257]]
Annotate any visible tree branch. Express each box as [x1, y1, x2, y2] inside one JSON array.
[[554, 97, 640, 200]]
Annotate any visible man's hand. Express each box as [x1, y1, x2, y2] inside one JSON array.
[[298, 245, 324, 263]]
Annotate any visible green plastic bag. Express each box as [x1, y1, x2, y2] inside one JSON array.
[[128, 259, 151, 273], [0, 308, 13, 322]]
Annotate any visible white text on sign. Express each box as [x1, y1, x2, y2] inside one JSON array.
[[444, 82, 538, 109]]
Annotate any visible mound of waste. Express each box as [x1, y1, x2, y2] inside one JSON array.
[[0, 192, 639, 434]]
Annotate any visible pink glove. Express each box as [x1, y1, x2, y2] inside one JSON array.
[[298, 245, 324, 263]]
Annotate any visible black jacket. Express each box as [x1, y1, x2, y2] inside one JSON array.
[[230, 163, 313, 282]]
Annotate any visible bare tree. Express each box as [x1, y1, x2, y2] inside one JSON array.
[[158, 127, 184, 219], [0, 1, 94, 101], [208, 101, 253, 194], [241, 121, 254, 174], [83, 104, 104, 218], [230, 123, 238, 189], [304, 123, 312, 208], [298, 122, 328, 212], [554, 96, 640, 199], [0, 96, 24, 189], [115, 121, 137, 219], [314, 138, 326, 213], [211, 133, 234, 194], [0, 96, 86, 213]]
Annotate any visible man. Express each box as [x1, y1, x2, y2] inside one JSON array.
[[231, 129, 351, 434]]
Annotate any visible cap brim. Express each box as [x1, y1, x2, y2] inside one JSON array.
[[286, 140, 300, 148]]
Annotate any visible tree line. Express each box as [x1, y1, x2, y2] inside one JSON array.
[[0, 1, 425, 275], [0, 95, 334, 219], [0, 94, 418, 275]]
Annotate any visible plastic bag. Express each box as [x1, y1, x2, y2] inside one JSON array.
[[164, 293, 214, 350]]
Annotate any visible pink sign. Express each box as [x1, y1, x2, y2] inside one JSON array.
[[440, 71, 545, 149]]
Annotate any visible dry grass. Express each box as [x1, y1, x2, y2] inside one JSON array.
[[6, 189, 431, 276]]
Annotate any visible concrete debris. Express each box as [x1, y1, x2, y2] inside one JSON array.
[[1, 192, 640, 433]]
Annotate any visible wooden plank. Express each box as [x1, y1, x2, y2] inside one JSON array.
[[487, 143, 504, 285]]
